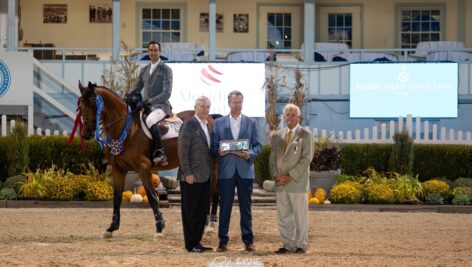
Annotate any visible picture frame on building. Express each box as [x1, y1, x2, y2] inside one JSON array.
[[233, 14, 249, 33], [89, 4, 112, 23], [43, 4, 67, 24], [199, 13, 224, 32]]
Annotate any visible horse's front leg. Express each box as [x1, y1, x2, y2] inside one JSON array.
[[137, 166, 165, 238], [103, 168, 126, 238]]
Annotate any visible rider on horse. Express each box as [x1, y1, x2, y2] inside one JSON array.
[[126, 41, 173, 166]]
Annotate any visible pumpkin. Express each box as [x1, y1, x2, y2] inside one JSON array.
[[152, 173, 161, 188], [122, 191, 133, 202], [136, 186, 146, 197], [324, 200, 331, 204], [309, 197, 320, 204], [308, 191, 314, 200], [314, 188, 326, 203], [143, 195, 148, 203], [130, 193, 143, 203]]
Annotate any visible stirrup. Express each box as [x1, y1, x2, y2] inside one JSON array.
[[153, 152, 168, 166]]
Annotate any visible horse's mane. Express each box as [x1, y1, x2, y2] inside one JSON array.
[[93, 85, 126, 103]]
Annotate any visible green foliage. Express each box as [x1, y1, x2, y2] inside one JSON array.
[[0, 180, 3, 189], [18, 166, 68, 199], [425, 193, 444, 205], [83, 180, 113, 201], [330, 182, 362, 204], [4, 175, 27, 193], [5, 122, 29, 177], [388, 173, 423, 203], [311, 137, 342, 171], [0, 137, 8, 181], [388, 132, 414, 175], [0, 187, 17, 200], [45, 177, 76, 201], [452, 194, 471, 205], [254, 144, 272, 186], [341, 144, 391, 175], [453, 178, 472, 188], [422, 179, 450, 196], [365, 183, 396, 204], [451, 187, 472, 198]]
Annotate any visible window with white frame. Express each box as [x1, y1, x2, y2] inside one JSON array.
[[141, 8, 182, 48], [267, 13, 292, 49], [400, 8, 442, 50], [328, 13, 352, 47]]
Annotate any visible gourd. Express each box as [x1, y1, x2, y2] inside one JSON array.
[[136, 186, 146, 197], [309, 197, 320, 204], [130, 193, 143, 203], [122, 191, 133, 202], [152, 174, 161, 188], [314, 188, 326, 203]]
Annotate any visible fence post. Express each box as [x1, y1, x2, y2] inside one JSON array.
[[432, 124, 438, 143], [440, 127, 446, 144], [346, 131, 352, 143], [355, 129, 361, 143], [458, 130, 463, 144], [415, 116, 421, 142], [406, 114, 413, 137], [364, 128, 369, 143], [389, 120, 395, 140], [45, 129, 51, 136], [467, 131, 472, 144], [381, 124, 387, 143], [10, 120, 15, 133], [449, 129, 455, 143], [36, 128, 42, 135], [337, 131, 344, 142], [1, 115, 6, 136], [424, 121, 430, 144], [398, 116, 403, 132], [62, 130, 68, 136], [372, 126, 378, 142]]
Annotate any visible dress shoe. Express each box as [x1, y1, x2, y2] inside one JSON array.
[[216, 243, 228, 252], [197, 243, 213, 252], [295, 247, 306, 254], [244, 243, 255, 252], [188, 246, 203, 253], [275, 247, 291, 254]]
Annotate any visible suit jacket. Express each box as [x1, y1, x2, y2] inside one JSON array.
[[211, 114, 262, 179], [269, 126, 313, 193], [177, 117, 213, 183], [131, 61, 173, 117]]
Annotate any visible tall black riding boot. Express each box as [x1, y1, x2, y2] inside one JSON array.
[[149, 124, 168, 166]]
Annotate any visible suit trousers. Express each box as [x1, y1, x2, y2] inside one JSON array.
[[218, 171, 253, 245], [180, 180, 210, 250], [276, 190, 309, 251]]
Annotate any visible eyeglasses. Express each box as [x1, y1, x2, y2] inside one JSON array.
[[197, 105, 211, 109]]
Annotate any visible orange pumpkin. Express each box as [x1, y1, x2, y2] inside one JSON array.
[[143, 195, 148, 203], [308, 191, 314, 200], [152, 173, 161, 187], [136, 186, 146, 197]]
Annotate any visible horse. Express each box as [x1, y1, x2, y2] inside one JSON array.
[[77, 81, 218, 238]]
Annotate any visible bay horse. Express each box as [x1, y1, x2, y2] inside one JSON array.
[[77, 81, 217, 238]]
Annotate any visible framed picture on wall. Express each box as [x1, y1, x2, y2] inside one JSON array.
[[89, 4, 112, 23], [43, 4, 67, 24], [233, 14, 249, 33], [199, 13, 224, 32]]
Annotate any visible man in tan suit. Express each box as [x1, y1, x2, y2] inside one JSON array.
[[269, 103, 314, 254]]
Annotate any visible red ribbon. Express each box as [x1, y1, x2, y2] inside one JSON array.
[[67, 97, 87, 152]]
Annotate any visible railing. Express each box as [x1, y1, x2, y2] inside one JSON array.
[[1, 115, 69, 137], [313, 114, 472, 145]]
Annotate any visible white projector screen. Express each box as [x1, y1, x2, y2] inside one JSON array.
[[168, 63, 265, 117], [350, 63, 458, 118]]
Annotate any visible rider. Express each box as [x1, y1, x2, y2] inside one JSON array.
[[127, 41, 173, 166]]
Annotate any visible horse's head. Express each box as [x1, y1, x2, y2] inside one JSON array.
[[78, 81, 98, 140]]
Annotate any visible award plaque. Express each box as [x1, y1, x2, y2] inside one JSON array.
[[220, 139, 249, 152]]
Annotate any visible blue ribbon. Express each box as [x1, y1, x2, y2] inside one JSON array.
[[95, 95, 132, 156]]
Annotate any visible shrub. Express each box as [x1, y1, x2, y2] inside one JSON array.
[[388, 132, 414, 175], [83, 180, 113, 201], [330, 182, 362, 204], [453, 178, 472, 188], [451, 187, 472, 198], [3, 175, 27, 194], [0, 187, 17, 200], [425, 193, 444, 205], [365, 183, 395, 204], [45, 177, 76, 201], [422, 179, 450, 196], [254, 144, 271, 186], [311, 136, 341, 171], [5, 122, 29, 177], [452, 194, 471, 205]]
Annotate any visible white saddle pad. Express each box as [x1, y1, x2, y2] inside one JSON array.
[[140, 111, 183, 140]]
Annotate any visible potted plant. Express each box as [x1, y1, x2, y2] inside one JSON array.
[[310, 136, 342, 196]]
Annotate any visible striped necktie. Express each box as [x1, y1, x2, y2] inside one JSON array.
[[284, 130, 293, 152]]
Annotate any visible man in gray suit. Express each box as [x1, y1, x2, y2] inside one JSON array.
[[269, 103, 314, 254], [177, 96, 213, 253], [127, 41, 173, 166]]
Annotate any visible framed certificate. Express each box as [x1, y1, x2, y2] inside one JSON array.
[[220, 139, 249, 152]]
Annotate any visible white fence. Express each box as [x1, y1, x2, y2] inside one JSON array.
[[313, 114, 472, 145], [1, 115, 68, 137]]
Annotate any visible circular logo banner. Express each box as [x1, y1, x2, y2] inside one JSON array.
[[0, 59, 11, 97]]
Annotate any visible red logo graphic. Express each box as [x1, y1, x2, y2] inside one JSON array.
[[200, 65, 223, 86]]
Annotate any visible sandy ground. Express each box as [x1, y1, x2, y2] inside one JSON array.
[[0, 207, 471, 267]]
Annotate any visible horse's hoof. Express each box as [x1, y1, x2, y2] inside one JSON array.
[[103, 231, 113, 239]]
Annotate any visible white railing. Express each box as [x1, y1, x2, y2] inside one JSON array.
[[1, 115, 69, 137], [313, 114, 472, 145]]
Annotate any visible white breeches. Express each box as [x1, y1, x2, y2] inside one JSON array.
[[145, 108, 166, 128]]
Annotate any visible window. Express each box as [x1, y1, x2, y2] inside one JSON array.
[[400, 8, 442, 49], [328, 13, 352, 47], [141, 8, 181, 48], [267, 13, 292, 49]]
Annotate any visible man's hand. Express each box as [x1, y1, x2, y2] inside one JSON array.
[[185, 175, 195, 184], [275, 175, 293, 186], [233, 151, 249, 160]]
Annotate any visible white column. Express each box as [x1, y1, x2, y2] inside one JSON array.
[[7, 0, 17, 51], [0, 0, 7, 51], [208, 0, 216, 61], [111, 0, 121, 61], [304, 0, 314, 64]]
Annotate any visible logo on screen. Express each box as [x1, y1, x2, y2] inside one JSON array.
[[0, 60, 11, 97], [200, 64, 223, 86], [397, 67, 410, 82]]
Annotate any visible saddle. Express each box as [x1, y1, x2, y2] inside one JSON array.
[[156, 114, 181, 135], [139, 111, 182, 139]]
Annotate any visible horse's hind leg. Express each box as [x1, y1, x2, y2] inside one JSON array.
[[138, 169, 165, 237], [104, 168, 126, 238]]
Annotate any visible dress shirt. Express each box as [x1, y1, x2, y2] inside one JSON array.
[[230, 114, 242, 140], [149, 60, 160, 75], [196, 116, 210, 148]]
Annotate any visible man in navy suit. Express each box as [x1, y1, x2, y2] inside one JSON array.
[[212, 90, 262, 252], [177, 96, 214, 253]]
